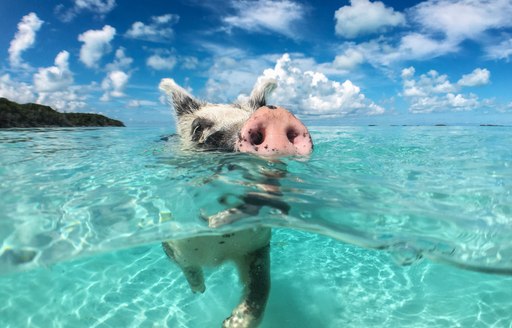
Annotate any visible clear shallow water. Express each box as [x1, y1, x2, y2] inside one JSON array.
[[1, 126, 512, 327]]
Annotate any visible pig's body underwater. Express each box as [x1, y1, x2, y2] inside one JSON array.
[[159, 78, 313, 328]]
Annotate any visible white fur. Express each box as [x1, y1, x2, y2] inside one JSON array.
[[166, 228, 271, 267]]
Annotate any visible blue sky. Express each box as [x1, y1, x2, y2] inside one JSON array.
[[1, 0, 512, 126]]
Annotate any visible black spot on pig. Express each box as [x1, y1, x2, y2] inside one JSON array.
[[204, 130, 226, 148]]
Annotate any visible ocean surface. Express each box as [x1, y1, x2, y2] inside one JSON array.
[[1, 125, 511, 327]]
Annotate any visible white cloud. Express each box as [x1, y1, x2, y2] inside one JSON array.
[[100, 47, 132, 102], [127, 99, 158, 108], [334, 0, 405, 38], [105, 47, 133, 71], [222, 0, 305, 38], [125, 14, 179, 42], [396, 33, 459, 60], [78, 25, 116, 68], [8, 13, 44, 68], [446, 93, 479, 109], [33, 51, 73, 93], [31, 51, 87, 112], [204, 51, 383, 116], [401, 66, 415, 79], [0, 72, 86, 113], [55, 0, 116, 22], [485, 38, 512, 60], [146, 54, 177, 70], [333, 48, 365, 70], [334, 34, 460, 68], [0, 74, 36, 104], [255, 54, 384, 116], [74, 0, 116, 13], [101, 70, 129, 101], [410, 0, 512, 41], [36, 88, 87, 112], [401, 66, 489, 113], [331, 0, 512, 68], [457, 68, 490, 87], [181, 56, 199, 70], [205, 52, 277, 103]]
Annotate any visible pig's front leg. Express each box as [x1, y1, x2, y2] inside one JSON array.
[[207, 192, 291, 228], [223, 244, 270, 328]]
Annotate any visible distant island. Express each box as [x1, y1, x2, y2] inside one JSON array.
[[0, 98, 124, 128]]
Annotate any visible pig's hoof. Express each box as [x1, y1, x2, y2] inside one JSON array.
[[222, 312, 257, 328], [191, 283, 206, 294]]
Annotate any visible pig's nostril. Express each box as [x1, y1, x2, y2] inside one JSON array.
[[287, 129, 299, 144], [250, 130, 264, 145]]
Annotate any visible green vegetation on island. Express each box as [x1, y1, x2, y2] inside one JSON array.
[[0, 98, 125, 128]]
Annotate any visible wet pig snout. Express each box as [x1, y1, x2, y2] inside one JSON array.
[[237, 106, 313, 156]]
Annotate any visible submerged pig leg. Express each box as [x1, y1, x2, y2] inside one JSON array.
[[223, 245, 270, 328], [181, 265, 206, 294], [162, 241, 206, 293]]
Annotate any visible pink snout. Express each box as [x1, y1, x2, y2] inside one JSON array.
[[237, 106, 313, 156]]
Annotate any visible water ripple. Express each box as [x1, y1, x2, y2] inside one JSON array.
[[1, 126, 512, 275]]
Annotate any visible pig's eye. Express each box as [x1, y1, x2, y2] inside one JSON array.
[[191, 118, 213, 142]]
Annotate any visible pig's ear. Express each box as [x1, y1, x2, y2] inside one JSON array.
[[247, 78, 277, 111], [159, 78, 203, 116]]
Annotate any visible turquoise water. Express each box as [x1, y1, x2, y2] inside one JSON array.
[[1, 126, 512, 327]]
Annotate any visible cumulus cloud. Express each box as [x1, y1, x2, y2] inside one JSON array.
[[410, 0, 512, 41], [401, 66, 490, 113], [1, 63, 86, 112], [78, 25, 116, 68], [36, 88, 87, 112], [255, 54, 384, 116], [31, 51, 87, 112], [100, 70, 129, 101], [334, 0, 405, 38], [55, 0, 116, 22], [33, 51, 74, 93], [457, 68, 490, 87], [333, 48, 365, 71], [105, 47, 133, 71], [0, 74, 36, 104], [100, 48, 132, 102], [8, 13, 44, 68], [146, 54, 177, 70], [125, 14, 179, 42], [222, 0, 305, 38]]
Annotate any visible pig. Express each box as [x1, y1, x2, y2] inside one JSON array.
[[159, 77, 313, 328]]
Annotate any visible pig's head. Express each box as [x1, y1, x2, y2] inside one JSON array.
[[159, 78, 313, 157]]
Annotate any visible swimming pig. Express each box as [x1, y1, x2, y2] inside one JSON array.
[[159, 78, 313, 328]]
